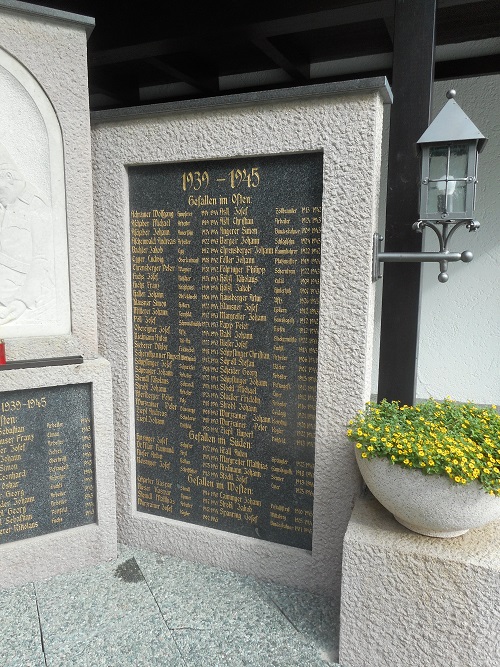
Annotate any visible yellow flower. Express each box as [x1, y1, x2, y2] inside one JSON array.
[[361, 452, 368, 459], [347, 398, 500, 494]]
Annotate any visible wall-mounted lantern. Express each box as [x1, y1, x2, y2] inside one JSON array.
[[373, 90, 487, 283]]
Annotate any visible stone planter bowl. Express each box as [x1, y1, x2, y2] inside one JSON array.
[[355, 449, 500, 537]]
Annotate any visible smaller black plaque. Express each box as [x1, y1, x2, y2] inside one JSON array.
[[0, 384, 96, 545]]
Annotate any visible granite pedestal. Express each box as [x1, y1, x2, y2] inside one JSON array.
[[339, 494, 500, 667]]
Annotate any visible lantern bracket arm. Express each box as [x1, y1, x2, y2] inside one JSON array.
[[413, 220, 445, 251], [372, 218, 478, 283]]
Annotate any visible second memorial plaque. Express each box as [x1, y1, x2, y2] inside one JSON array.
[[129, 152, 323, 549]]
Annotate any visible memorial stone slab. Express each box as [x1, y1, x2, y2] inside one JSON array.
[[92, 78, 390, 598], [0, 2, 117, 586], [0, 358, 116, 588], [0, 384, 96, 545]]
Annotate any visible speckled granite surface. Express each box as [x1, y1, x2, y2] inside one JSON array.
[[0, 545, 339, 666]]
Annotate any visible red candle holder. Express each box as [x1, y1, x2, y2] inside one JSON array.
[[0, 339, 6, 365]]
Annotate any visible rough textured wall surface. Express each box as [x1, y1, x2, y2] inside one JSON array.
[[92, 83, 387, 598], [340, 495, 500, 667], [0, 8, 98, 359]]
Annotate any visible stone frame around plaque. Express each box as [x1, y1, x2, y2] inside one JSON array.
[[92, 79, 391, 598], [0, 356, 116, 588], [0, 2, 98, 360]]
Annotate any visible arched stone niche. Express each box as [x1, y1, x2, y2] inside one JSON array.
[[0, 46, 70, 338]]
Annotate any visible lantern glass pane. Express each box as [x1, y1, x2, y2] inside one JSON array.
[[449, 143, 468, 179], [429, 146, 448, 180], [428, 181, 447, 214], [447, 181, 466, 213]]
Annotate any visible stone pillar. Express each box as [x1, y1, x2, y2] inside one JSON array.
[[339, 495, 500, 667], [0, 1, 116, 586], [92, 79, 391, 599]]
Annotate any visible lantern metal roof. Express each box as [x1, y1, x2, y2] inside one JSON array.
[[417, 97, 487, 151]]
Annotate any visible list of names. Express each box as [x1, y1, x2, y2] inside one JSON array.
[[0, 384, 96, 545], [129, 153, 322, 549]]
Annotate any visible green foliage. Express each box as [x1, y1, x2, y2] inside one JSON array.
[[347, 399, 500, 496]]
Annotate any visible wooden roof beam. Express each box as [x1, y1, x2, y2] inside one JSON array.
[[89, 72, 141, 106], [90, 1, 394, 68], [144, 57, 219, 95], [249, 33, 309, 82], [89, 0, 493, 71]]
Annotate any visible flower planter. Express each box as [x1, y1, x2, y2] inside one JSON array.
[[356, 449, 500, 537]]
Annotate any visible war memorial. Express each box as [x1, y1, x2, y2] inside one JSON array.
[[0, 2, 499, 666]]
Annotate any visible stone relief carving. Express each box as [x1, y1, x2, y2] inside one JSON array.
[[0, 144, 55, 325], [0, 49, 70, 338]]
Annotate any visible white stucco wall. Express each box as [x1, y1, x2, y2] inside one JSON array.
[[372, 74, 500, 405]]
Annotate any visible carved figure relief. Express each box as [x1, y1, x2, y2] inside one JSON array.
[[0, 144, 55, 325], [0, 48, 70, 338]]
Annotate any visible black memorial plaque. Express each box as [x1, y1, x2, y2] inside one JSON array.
[[0, 384, 96, 545], [129, 152, 323, 549]]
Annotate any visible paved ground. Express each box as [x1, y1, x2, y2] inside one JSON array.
[[0, 545, 340, 667]]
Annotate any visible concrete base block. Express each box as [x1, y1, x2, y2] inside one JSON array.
[[339, 494, 500, 667]]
